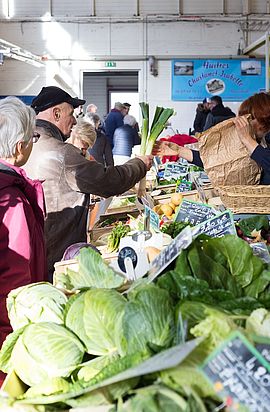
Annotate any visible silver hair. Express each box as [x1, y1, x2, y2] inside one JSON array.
[[114, 101, 124, 110], [84, 112, 100, 128], [0, 96, 36, 158], [86, 103, 97, 112], [124, 114, 137, 127]]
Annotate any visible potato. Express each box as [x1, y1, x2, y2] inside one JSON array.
[[168, 202, 176, 211], [171, 193, 183, 206], [153, 205, 161, 214], [145, 246, 161, 262], [159, 204, 173, 217]]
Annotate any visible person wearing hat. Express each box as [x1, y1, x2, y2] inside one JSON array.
[[192, 98, 210, 134], [23, 86, 153, 278]]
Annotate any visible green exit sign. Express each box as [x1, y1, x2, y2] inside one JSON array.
[[105, 61, 116, 68]]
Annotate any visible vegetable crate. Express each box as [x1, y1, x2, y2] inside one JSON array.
[[218, 185, 270, 214]]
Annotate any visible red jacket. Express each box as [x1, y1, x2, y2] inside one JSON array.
[[0, 160, 47, 352], [160, 134, 198, 163]]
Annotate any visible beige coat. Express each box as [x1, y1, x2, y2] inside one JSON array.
[[23, 120, 146, 276]]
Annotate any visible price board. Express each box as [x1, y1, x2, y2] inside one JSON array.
[[147, 225, 193, 282], [176, 179, 193, 193], [193, 210, 236, 238], [175, 199, 217, 226], [164, 162, 189, 179], [144, 205, 160, 232], [202, 331, 270, 412]]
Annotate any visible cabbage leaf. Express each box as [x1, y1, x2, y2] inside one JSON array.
[[65, 289, 126, 356], [55, 248, 125, 290], [120, 285, 175, 355]]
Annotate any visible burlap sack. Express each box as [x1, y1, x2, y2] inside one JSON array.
[[198, 116, 261, 186]]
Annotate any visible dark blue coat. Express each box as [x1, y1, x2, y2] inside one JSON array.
[[104, 109, 124, 147]]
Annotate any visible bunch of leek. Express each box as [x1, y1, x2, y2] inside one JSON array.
[[138, 102, 174, 197]]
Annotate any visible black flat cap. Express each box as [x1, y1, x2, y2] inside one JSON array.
[[31, 86, 86, 114]]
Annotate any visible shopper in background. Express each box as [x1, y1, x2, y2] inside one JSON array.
[[85, 112, 114, 166], [0, 97, 47, 359], [66, 119, 97, 158], [24, 86, 152, 276], [192, 98, 210, 133], [104, 102, 125, 148], [113, 114, 141, 165], [122, 102, 131, 115], [86, 103, 97, 114], [152, 92, 270, 185], [203, 95, 235, 131]]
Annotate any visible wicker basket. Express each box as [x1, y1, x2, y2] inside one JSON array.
[[218, 185, 270, 214]]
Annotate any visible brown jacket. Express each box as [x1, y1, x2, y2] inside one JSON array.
[[23, 120, 146, 276]]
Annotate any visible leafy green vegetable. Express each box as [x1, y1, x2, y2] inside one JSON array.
[[77, 355, 117, 382], [7, 282, 67, 330], [161, 222, 190, 239], [160, 366, 216, 399], [190, 309, 238, 354], [115, 384, 208, 412], [54, 247, 125, 291], [23, 378, 70, 399], [107, 222, 131, 253], [11, 323, 85, 386], [120, 285, 175, 355], [174, 235, 270, 299], [238, 215, 269, 237], [246, 308, 270, 338], [0, 326, 26, 373], [65, 289, 126, 356]]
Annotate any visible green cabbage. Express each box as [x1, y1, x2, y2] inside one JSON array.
[[7, 282, 68, 330], [65, 289, 126, 356], [11, 322, 85, 386], [120, 285, 175, 355], [54, 248, 125, 291], [246, 308, 270, 338]]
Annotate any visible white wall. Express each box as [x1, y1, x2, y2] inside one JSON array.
[[0, 19, 265, 133]]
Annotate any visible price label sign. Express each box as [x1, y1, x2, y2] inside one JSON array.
[[175, 199, 217, 226], [147, 225, 193, 282], [193, 210, 236, 238], [176, 179, 193, 193], [164, 162, 189, 179], [202, 331, 270, 412], [144, 205, 160, 232]]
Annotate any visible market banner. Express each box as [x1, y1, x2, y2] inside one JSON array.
[[172, 58, 265, 101]]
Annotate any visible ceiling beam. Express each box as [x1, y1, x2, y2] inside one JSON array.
[[0, 38, 45, 67]]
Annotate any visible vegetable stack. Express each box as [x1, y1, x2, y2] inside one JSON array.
[[138, 103, 174, 197]]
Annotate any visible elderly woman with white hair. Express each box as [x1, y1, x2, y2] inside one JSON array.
[[66, 119, 97, 158], [112, 114, 141, 165], [0, 97, 47, 380]]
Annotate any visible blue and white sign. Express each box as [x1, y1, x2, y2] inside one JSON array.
[[172, 59, 265, 101]]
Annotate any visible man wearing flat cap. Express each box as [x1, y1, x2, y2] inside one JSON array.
[[24, 86, 153, 277]]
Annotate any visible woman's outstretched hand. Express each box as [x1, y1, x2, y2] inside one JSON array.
[[152, 140, 179, 156]]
